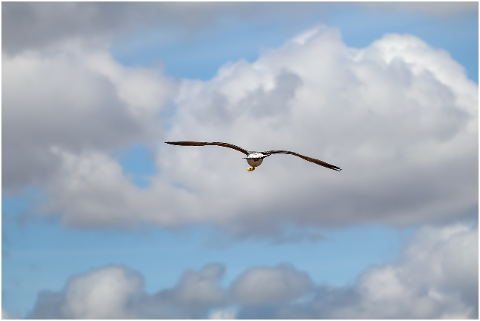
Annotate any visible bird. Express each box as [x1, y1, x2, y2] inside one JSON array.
[[165, 141, 341, 172]]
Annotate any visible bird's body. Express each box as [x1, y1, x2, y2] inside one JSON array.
[[165, 141, 342, 172], [245, 153, 265, 171]]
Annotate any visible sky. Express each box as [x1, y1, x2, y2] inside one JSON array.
[[2, 2, 478, 319]]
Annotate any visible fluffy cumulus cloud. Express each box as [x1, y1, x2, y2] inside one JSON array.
[[311, 222, 478, 319], [28, 223, 478, 318], [29, 263, 226, 319], [29, 265, 143, 318], [4, 24, 477, 236], [161, 26, 477, 233]]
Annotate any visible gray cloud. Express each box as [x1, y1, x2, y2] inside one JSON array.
[[2, 2, 220, 54], [361, 2, 478, 17], [2, 2, 315, 55], [2, 47, 175, 193], [230, 264, 313, 305], [137, 263, 227, 319], [28, 223, 478, 319], [170, 263, 226, 312], [5, 2, 474, 55]]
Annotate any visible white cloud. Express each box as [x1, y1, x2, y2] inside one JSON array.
[[209, 309, 236, 319], [163, 26, 476, 232], [41, 148, 200, 228], [61, 266, 144, 319], [329, 222, 478, 319], [5, 25, 475, 236], [29, 265, 144, 319], [28, 223, 478, 319], [29, 263, 227, 319], [235, 222, 478, 318], [42, 148, 147, 228]]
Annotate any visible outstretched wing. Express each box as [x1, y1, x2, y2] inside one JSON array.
[[165, 141, 249, 156], [262, 150, 342, 171]]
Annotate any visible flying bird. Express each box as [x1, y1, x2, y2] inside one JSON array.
[[165, 141, 342, 172]]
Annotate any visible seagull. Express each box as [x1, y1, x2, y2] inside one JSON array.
[[165, 141, 342, 172]]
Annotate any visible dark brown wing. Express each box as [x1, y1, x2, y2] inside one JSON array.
[[262, 150, 342, 171], [165, 141, 249, 156]]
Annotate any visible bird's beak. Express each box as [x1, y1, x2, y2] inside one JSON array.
[[247, 167, 255, 171]]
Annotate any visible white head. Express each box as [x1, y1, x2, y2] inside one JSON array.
[[245, 152, 265, 169]]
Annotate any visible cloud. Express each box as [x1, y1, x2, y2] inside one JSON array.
[[5, 25, 476, 236], [28, 223, 478, 318], [29, 265, 144, 319], [2, 2, 333, 55], [29, 263, 226, 319], [2, 44, 175, 193], [5, 2, 475, 55], [361, 2, 478, 17], [209, 309, 235, 319], [230, 264, 313, 305], [137, 263, 227, 319], [235, 222, 478, 319], [160, 26, 478, 232], [172, 263, 226, 308], [59, 266, 144, 319], [2, 2, 226, 54]]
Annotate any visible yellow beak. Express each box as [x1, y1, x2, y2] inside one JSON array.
[[247, 167, 255, 171]]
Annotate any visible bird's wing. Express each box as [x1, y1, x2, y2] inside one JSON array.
[[262, 150, 342, 171], [165, 141, 250, 156]]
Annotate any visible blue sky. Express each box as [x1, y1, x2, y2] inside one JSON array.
[[2, 2, 478, 319], [111, 3, 478, 81]]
